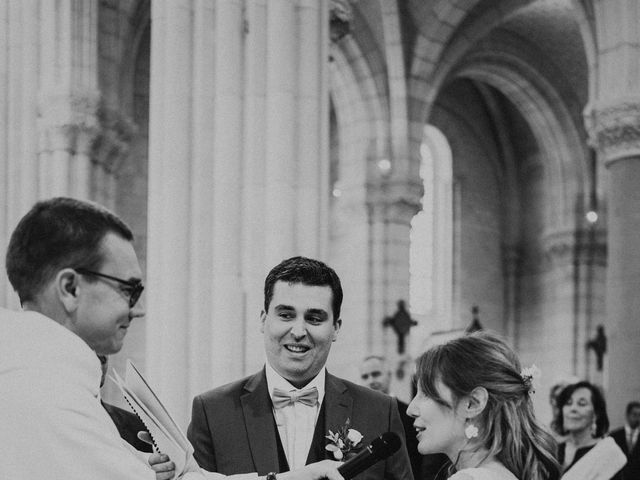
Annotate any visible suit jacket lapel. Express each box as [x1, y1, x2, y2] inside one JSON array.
[[323, 372, 353, 447], [241, 369, 281, 474]]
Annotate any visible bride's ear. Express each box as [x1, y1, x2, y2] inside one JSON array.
[[461, 387, 488, 419]]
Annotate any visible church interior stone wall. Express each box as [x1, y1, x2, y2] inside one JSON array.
[[1, 0, 639, 429]]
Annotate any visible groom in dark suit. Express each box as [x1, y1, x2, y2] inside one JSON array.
[[187, 256, 413, 480]]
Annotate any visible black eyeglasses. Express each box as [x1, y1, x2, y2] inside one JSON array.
[[75, 268, 144, 308]]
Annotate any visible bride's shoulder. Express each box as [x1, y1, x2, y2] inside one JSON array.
[[450, 464, 519, 480], [449, 472, 476, 480]]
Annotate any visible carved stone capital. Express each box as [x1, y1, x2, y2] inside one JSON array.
[[330, 0, 356, 42], [541, 227, 607, 270], [92, 105, 138, 174], [541, 229, 575, 269], [586, 99, 640, 165], [367, 179, 423, 224]]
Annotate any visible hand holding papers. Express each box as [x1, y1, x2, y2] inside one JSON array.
[[111, 360, 200, 477]]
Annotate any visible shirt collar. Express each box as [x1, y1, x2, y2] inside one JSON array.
[[265, 362, 326, 405]]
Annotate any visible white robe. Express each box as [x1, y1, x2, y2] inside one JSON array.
[[0, 307, 253, 480]]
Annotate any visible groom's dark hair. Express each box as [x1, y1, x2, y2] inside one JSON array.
[[263, 256, 343, 322]]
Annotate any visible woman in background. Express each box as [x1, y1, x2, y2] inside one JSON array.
[[407, 331, 560, 480], [555, 381, 623, 479]]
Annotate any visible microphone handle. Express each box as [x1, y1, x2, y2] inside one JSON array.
[[337, 446, 379, 480]]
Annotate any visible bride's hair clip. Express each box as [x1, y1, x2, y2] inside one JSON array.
[[520, 364, 541, 395]]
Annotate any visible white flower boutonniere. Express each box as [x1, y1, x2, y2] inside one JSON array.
[[325, 418, 363, 460]]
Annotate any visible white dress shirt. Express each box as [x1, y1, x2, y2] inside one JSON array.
[[625, 424, 639, 451], [265, 363, 326, 470]]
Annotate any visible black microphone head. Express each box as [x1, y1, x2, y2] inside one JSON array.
[[369, 432, 401, 460]]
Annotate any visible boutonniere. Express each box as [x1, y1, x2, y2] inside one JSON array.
[[325, 418, 364, 460]]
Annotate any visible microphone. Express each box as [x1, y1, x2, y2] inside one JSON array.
[[337, 432, 401, 480]]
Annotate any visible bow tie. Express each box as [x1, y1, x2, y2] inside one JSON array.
[[272, 386, 319, 409]]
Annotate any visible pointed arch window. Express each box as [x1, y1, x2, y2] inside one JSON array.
[[410, 125, 454, 332]]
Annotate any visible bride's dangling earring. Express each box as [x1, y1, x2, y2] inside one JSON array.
[[465, 421, 479, 440], [591, 417, 597, 437]]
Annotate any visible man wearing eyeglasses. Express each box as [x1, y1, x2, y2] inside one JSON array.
[[0, 196, 155, 480], [0, 196, 173, 476], [0, 197, 344, 480]]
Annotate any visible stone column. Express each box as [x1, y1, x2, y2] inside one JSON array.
[[0, 1, 40, 307], [241, 0, 269, 371], [589, 100, 640, 423], [209, 0, 245, 393], [147, 0, 198, 425], [296, 0, 330, 259], [147, 0, 331, 425], [38, 0, 99, 199], [263, 0, 298, 265], [366, 180, 422, 356], [502, 245, 521, 342], [147, 0, 246, 424], [0, 1, 99, 307], [585, 0, 640, 424]]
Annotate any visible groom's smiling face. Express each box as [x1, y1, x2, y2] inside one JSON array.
[[261, 281, 342, 388]]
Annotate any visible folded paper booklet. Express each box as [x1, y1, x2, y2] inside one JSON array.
[[111, 360, 200, 476], [560, 437, 626, 480]]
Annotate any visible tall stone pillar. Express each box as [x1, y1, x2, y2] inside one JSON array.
[[147, 0, 331, 426], [263, 0, 298, 265], [590, 100, 640, 423], [296, 0, 330, 259], [366, 180, 422, 356], [502, 245, 521, 342], [38, 0, 99, 199], [586, 0, 640, 425], [240, 0, 330, 370], [262, 0, 330, 265], [147, 0, 247, 425], [0, 0, 99, 308], [364, 179, 421, 402]]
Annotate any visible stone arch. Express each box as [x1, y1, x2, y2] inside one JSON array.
[[330, 36, 389, 189], [410, 124, 454, 343], [453, 51, 588, 232], [407, 1, 586, 188]]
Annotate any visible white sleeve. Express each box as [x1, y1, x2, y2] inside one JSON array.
[[2, 372, 156, 480], [561, 437, 627, 480]]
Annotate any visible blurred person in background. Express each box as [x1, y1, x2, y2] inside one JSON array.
[[555, 381, 625, 479], [610, 401, 640, 480]]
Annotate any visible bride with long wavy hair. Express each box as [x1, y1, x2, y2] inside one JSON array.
[[407, 331, 560, 480]]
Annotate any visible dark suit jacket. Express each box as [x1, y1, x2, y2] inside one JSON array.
[[187, 369, 414, 480], [611, 427, 640, 480], [102, 401, 153, 453]]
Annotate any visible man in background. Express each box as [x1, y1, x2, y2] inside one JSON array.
[[611, 401, 640, 479], [359, 355, 449, 480]]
